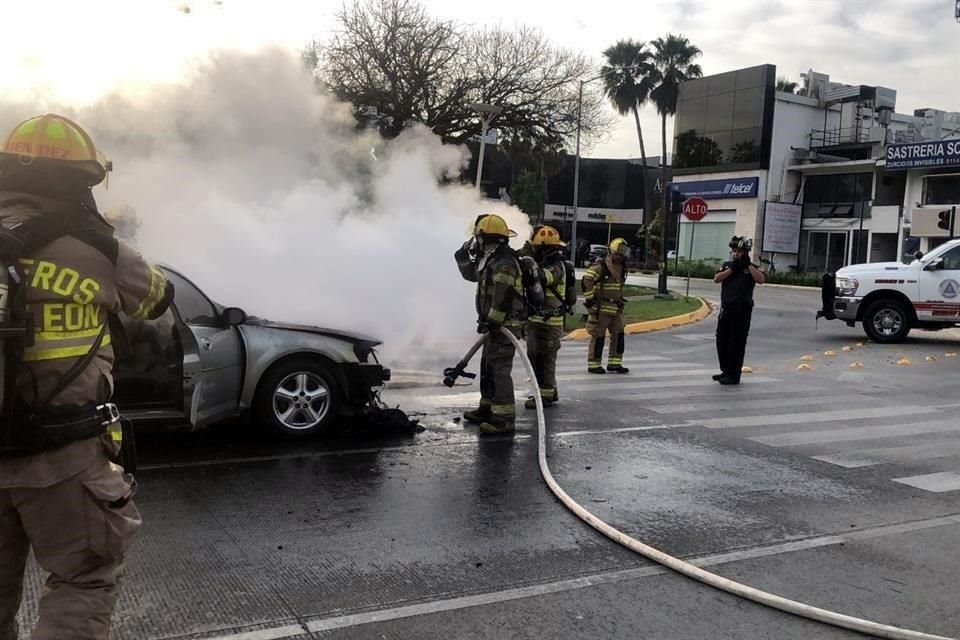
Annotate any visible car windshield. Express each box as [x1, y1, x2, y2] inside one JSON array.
[[921, 241, 960, 265]]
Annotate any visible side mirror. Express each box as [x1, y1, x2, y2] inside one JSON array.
[[221, 307, 247, 326], [914, 250, 925, 260], [923, 258, 944, 271]]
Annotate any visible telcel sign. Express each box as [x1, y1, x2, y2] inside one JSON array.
[[675, 177, 759, 200], [886, 138, 960, 171]]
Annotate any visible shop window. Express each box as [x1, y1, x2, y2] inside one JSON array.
[[923, 174, 960, 205]]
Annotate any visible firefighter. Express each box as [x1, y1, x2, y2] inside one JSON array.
[[455, 214, 524, 435], [713, 236, 765, 385], [583, 237, 630, 374], [525, 226, 566, 409], [0, 114, 174, 639]]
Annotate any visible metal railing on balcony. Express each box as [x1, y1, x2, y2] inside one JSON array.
[[809, 126, 871, 148]]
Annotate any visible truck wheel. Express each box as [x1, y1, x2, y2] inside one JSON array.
[[255, 358, 340, 438], [862, 299, 911, 344]]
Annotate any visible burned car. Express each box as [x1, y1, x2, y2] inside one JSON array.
[[113, 266, 391, 437]]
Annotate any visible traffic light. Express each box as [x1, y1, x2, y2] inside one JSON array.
[[670, 188, 684, 215], [938, 209, 952, 231]]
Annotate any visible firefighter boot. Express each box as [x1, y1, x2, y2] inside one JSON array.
[[606, 365, 630, 374], [479, 417, 516, 436], [524, 396, 554, 410], [463, 406, 491, 424]]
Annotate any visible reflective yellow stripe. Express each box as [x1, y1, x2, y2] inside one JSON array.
[[530, 316, 563, 327], [34, 325, 105, 342], [132, 267, 166, 320], [22, 334, 112, 362], [492, 272, 517, 286], [488, 309, 506, 323]]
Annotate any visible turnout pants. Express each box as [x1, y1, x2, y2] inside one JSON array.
[[526, 323, 563, 401], [0, 439, 141, 640], [479, 326, 522, 424], [587, 311, 625, 368], [715, 303, 753, 381]]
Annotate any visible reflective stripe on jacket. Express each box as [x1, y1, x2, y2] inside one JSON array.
[[582, 257, 625, 315], [529, 257, 565, 327], [1, 196, 172, 409], [478, 246, 524, 328]]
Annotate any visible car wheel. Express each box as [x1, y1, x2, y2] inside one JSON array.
[[862, 299, 911, 344], [255, 358, 340, 437]]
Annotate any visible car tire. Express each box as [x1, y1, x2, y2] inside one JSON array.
[[862, 299, 911, 344], [255, 358, 341, 438]]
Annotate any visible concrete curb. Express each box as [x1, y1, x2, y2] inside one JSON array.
[[564, 297, 712, 341]]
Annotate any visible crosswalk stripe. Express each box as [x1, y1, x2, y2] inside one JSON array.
[[553, 360, 705, 370], [646, 395, 857, 415], [566, 376, 779, 393], [556, 368, 720, 381], [892, 471, 960, 493], [751, 419, 958, 447], [814, 440, 960, 468], [556, 353, 670, 363], [698, 405, 940, 430]]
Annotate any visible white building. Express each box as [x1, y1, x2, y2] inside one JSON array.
[[670, 65, 960, 272]]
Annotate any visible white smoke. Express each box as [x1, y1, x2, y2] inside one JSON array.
[[1, 44, 531, 365]]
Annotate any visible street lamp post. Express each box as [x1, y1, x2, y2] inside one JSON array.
[[469, 103, 503, 192], [570, 66, 645, 265]]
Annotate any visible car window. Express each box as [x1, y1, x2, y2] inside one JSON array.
[[939, 246, 960, 270], [163, 270, 220, 325]]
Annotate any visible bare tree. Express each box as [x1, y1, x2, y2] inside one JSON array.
[[307, 0, 612, 149]]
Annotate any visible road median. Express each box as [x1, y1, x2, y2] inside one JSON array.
[[565, 296, 711, 341]]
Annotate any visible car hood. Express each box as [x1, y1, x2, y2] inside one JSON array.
[[243, 319, 383, 347], [836, 261, 911, 277]]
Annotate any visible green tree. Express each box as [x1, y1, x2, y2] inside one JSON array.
[[601, 39, 655, 254], [511, 170, 546, 222], [650, 34, 703, 267]]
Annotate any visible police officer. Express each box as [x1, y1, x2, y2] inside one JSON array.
[[713, 236, 765, 385], [0, 113, 173, 639], [524, 226, 566, 410], [455, 214, 525, 435]]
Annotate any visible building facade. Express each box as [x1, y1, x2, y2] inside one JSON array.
[[670, 64, 960, 272]]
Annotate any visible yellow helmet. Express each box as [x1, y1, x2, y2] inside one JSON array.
[[531, 225, 566, 247], [1, 113, 111, 186], [474, 214, 516, 238], [609, 237, 630, 256]]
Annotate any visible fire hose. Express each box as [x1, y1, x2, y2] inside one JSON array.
[[494, 326, 953, 640]]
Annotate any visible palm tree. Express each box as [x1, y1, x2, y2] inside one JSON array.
[[601, 40, 655, 255], [776, 77, 798, 94], [650, 34, 703, 268]]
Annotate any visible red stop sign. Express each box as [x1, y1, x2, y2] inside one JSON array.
[[683, 197, 708, 221]]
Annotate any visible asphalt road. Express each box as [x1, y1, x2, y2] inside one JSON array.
[[16, 277, 960, 640]]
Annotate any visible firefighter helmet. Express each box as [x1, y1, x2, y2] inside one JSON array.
[[729, 236, 753, 252], [609, 237, 630, 256], [0, 113, 111, 186], [474, 214, 517, 238], [531, 225, 566, 246]]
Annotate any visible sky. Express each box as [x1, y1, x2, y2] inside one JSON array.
[[1, 0, 958, 160]]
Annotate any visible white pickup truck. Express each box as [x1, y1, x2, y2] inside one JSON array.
[[818, 238, 960, 343]]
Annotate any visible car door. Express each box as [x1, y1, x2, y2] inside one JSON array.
[[916, 244, 960, 321], [113, 305, 184, 421], [161, 268, 244, 428]]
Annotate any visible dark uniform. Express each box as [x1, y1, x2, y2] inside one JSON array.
[[714, 242, 760, 384], [455, 217, 525, 435]]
